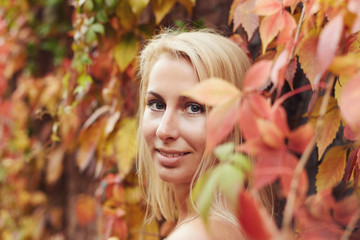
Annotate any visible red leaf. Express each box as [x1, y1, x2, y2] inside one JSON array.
[[339, 74, 360, 134], [237, 191, 276, 240], [344, 124, 358, 141], [238, 94, 271, 140], [296, 31, 321, 88], [317, 14, 344, 73], [259, 10, 284, 53], [270, 49, 289, 89], [243, 60, 272, 92], [233, 0, 259, 40], [288, 124, 314, 154], [285, 58, 297, 90], [206, 98, 240, 153], [256, 119, 286, 149], [270, 104, 290, 137], [254, 0, 282, 16]]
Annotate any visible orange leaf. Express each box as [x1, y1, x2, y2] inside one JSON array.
[[296, 31, 321, 89], [182, 78, 241, 106], [46, 146, 65, 185], [206, 98, 240, 153], [315, 146, 347, 192], [243, 60, 272, 92], [233, 0, 259, 40], [237, 191, 277, 240], [339, 74, 360, 134], [270, 104, 290, 137], [348, 0, 360, 14], [270, 49, 289, 89], [329, 54, 360, 77], [256, 119, 286, 149], [288, 124, 314, 154], [259, 10, 284, 53], [309, 96, 341, 159], [285, 58, 297, 90], [238, 94, 272, 140], [77, 118, 106, 171], [75, 194, 96, 226], [254, 0, 282, 16], [317, 14, 344, 74], [276, 10, 297, 44]]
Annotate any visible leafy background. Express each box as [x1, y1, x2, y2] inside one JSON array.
[[2, 0, 360, 239]]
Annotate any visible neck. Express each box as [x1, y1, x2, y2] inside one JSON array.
[[172, 182, 192, 223]]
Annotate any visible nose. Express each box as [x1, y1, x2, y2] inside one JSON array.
[[156, 108, 179, 141]]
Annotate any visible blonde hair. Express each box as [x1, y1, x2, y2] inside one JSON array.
[[136, 29, 252, 224]]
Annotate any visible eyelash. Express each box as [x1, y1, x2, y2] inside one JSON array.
[[146, 100, 205, 114]]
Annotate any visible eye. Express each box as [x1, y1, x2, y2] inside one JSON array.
[[185, 102, 205, 114], [147, 100, 165, 111]]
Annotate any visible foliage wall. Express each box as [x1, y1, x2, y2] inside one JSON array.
[[2, 0, 360, 240]]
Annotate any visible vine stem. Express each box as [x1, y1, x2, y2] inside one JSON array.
[[341, 208, 360, 240], [290, 4, 306, 59], [282, 75, 335, 233]]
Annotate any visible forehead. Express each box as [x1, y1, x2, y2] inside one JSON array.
[[147, 56, 199, 92]]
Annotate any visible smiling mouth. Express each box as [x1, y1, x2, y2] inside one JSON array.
[[156, 149, 190, 157]]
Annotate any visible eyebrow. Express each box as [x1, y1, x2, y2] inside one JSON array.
[[146, 91, 164, 101]]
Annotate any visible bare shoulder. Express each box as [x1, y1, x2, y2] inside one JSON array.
[[166, 217, 245, 240]]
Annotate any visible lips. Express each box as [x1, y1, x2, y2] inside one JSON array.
[[155, 149, 190, 167]]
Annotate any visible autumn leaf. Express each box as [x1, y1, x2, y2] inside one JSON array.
[[288, 124, 314, 154], [127, 0, 150, 17], [114, 33, 139, 72], [309, 96, 341, 159], [177, 0, 196, 14], [114, 118, 137, 178], [296, 30, 321, 88], [46, 146, 65, 185], [233, 0, 259, 40], [182, 78, 241, 106], [276, 10, 296, 45], [77, 118, 106, 172], [243, 60, 272, 92], [283, 0, 301, 13], [329, 53, 360, 77], [270, 49, 289, 89], [316, 146, 347, 192], [339, 74, 360, 134], [317, 14, 344, 74], [256, 119, 286, 149], [75, 194, 96, 226], [206, 98, 240, 153], [237, 190, 277, 240], [254, 0, 282, 16], [259, 11, 284, 54], [151, 0, 177, 24]]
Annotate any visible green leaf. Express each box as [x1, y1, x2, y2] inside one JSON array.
[[229, 153, 251, 172], [105, 0, 116, 7], [90, 23, 105, 34], [217, 164, 245, 205], [96, 9, 109, 23], [84, 0, 94, 12], [74, 74, 93, 95], [198, 169, 221, 224], [114, 33, 139, 72], [85, 29, 97, 43], [128, 0, 150, 17], [214, 142, 235, 162]]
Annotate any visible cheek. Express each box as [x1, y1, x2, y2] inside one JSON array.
[[141, 111, 157, 146], [184, 117, 207, 151]]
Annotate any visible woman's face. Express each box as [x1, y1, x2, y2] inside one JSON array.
[[142, 55, 206, 185]]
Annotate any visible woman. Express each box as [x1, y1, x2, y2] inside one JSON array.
[[137, 29, 269, 239]]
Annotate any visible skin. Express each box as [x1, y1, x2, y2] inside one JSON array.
[[142, 55, 243, 239]]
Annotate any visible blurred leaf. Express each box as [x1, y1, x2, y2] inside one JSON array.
[[114, 33, 139, 72], [214, 142, 235, 162], [233, 0, 259, 40], [128, 0, 150, 17], [46, 146, 65, 185], [75, 194, 96, 226], [151, 0, 177, 24], [114, 118, 137, 178], [116, 0, 136, 30], [244, 60, 272, 92], [217, 164, 244, 205]]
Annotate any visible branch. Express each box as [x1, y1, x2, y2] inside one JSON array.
[[282, 75, 336, 232], [341, 208, 360, 240]]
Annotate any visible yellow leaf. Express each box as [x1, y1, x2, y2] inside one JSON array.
[[334, 76, 350, 103], [114, 118, 137, 177], [128, 0, 150, 17], [329, 53, 360, 77], [39, 75, 62, 113], [114, 33, 139, 72], [177, 0, 196, 14], [309, 97, 341, 159], [151, 0, 177, 24], [46, 146, 65, 185], [316, 146, 346, 192], [116, 0, 136, 30]]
